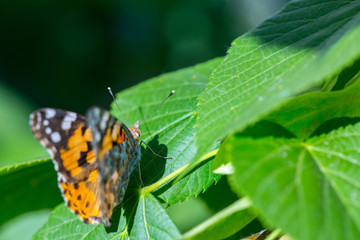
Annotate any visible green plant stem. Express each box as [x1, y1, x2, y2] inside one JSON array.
[[142, 149, 218, 195], [264, 229, 282, 240]]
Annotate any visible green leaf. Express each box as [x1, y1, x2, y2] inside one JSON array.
[[182, 197, 256, 240], [110, 58, 222, 204], [0, 159, 61, 226], [0, 82, 46, 167], [33, 204, 109, 240], [35, 194, 180, 240], [0, 210, 51, 240], [266, 74, 360, 139], [224, 122, 360, 240], [194, 0, 360, 176], [129, 194, 181, 239]]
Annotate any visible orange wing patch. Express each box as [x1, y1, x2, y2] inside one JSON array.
[[113, 122, 126, 144], [59, 124, 97, 181], [59, 169, 104, 225], [98, 122, 126, 160]]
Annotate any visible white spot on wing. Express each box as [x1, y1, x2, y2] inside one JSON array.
[[100, 114, 109, 130], [51, 132, 61, 143], [46, 149, 55, 158], [52, 146, 57, 153], [62, 112, 77, 130], [64, 112, 77, 122], [93, 108, 100, 115], [52, 160, 59, 171], [43, 119, 49, 126], [37, 112, 42, 122], [57, 173, 66, 183], [102, 112, 109, 121], [94, 131, 101, 142], [61, 121, 72, 130], [45, 109, 56, 119], [45, 127, 52, 134], [29, 115, 34, 128]]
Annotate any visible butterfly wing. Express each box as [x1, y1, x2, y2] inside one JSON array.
[[86, 107, 141, 225], [30, 108, 104, 224], [58, 169, 103, 225], [30, 108, 97, 182], [30, 107, 141, 227]]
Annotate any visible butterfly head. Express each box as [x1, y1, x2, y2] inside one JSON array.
[[129, 120, 140, 141]]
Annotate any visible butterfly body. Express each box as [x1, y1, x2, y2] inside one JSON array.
[[29, 107, 141, 227]]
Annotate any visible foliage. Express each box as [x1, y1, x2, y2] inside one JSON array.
[[1, 0, 360, 239]]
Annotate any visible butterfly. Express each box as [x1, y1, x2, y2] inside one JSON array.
[[29, 89, 174, 227]]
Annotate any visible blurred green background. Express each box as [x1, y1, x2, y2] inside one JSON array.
[[0, 0, 289, 165], [0, 0, 288, 113], [0, 0, 288, 239]]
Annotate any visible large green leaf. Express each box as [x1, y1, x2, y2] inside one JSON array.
[[110, 58, 222, 204], [266, 74, 360, 139], [34, 194, 180, 240], [0, 159, 61, 226], [194, 0, 360, 175], [224, 122, 360, 240]]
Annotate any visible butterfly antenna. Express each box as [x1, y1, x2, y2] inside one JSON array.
[[138, 90, 175, 125], [108, 87, 130, 126]]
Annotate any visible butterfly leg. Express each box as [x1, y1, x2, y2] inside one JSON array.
[[137, 161, 144, 187], [140, 140, 172, 159]]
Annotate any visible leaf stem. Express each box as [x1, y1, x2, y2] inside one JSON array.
[[264, 228, 282, 240], [142, 149, 218, 195]]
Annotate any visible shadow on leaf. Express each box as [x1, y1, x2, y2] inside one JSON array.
[[106, 134, 168, 234]]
